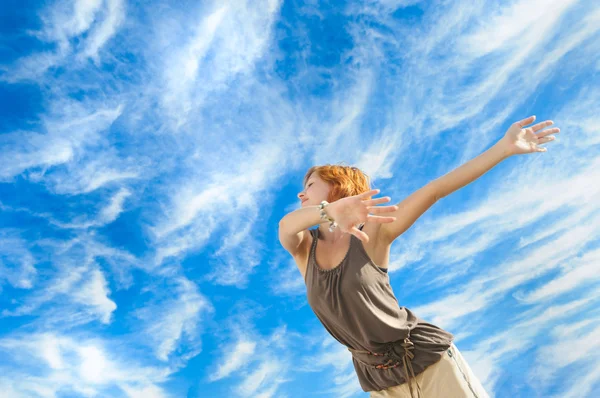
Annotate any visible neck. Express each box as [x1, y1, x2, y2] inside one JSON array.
[[317, 224, 347, 244]]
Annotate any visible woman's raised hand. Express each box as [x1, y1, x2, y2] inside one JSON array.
[[325, 189, 398, 242], [500, 115, 560, 155]]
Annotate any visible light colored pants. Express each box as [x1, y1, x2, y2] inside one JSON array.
[[370, 343, 490, 398]]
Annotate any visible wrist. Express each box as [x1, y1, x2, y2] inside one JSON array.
[[495, 138, 515, 158], [318, 201, 339, 232], [318, 201, 335, 222]]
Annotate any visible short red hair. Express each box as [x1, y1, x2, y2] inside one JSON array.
[[303, 163, 372, 202]]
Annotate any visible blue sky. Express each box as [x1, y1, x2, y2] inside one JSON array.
[[1, 0, 599, 397]]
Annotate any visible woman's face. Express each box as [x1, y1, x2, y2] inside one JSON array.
[[298, 172, 331, 206]]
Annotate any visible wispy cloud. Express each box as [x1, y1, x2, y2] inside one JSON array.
[[0, 333, 171, 397], [135, 277, 212, 361], [3, 265, 117, 326], [159, 0, 283, 127], [1, 0, 125, 82], [205, 315, 314, 398], [0, 102, 125, 187], [0, 230, 37, 290]]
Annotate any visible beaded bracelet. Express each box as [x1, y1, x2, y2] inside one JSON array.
[[318, 201, 338, 232]]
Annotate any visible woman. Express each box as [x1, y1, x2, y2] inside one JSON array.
[[278, 116, 559, 397]]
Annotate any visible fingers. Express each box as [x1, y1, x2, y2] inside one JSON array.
[[536, 127, 560, 138], [368, 205, 399, 214], [364, 196, 392, 206], [537, 136, 555, 145], [367, 215, 397, 223], [350, 226, 369, 242], [516, 115, 536, 128], [531, 120, 554, 132], [360, 189, 381, 198]]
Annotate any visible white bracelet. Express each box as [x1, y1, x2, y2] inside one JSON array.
[[318, 201, 338, 232]]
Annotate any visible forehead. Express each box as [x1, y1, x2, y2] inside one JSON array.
[[304, 172, 318, 186]]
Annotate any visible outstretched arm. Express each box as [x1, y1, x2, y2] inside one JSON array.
[[378, 116, 559, 245], [432, 136, 510, 201]]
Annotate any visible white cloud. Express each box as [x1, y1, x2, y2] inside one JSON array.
[[3, 265, 117, 326], [294, 332, 362, 398], [72, 268, 117, 324], [459, 0, 578, 57], [528, 319, 600, 397], [47, 0, 104, 40], [1, 231, 145, 328], [121, 384, 169, 398], [160, 0, 283, 126], [209, 340, 257, 381], [515, 247, 600, 303], [2, 0, 125, 82], [0, 231, 37, 290], [0, 333, 171, 398], [82, 0, 126, 62], [234, 359, 286, 397], [205, 321, 303, 397], [460, 297, 599, 394], [98, 187, 131, 222], [0, 103, 124, 188], [136, 277, 212, 361]]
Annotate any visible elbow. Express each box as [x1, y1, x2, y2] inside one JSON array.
[[278, 218, 288, 238], [430, 181, 443, 202]]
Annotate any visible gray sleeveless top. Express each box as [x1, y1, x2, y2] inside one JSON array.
[[304, 227, 454, 395]]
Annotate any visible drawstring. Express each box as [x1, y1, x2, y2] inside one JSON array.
[[398, 337, 422, 398], [348, 336, 423, 398]]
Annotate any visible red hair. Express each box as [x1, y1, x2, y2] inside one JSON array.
[[303, 163, 372, 202]]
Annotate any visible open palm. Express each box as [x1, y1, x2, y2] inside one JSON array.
[[326, 189, 398, 242], [501, 115, 560, 155]]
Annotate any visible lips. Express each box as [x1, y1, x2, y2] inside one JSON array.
[[301, 199, 308, 204]]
